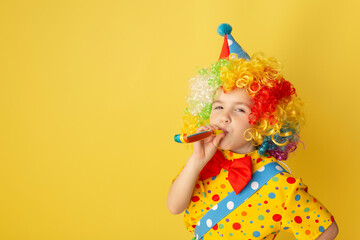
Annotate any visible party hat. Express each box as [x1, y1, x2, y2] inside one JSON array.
[[217, 23, 250, 60]]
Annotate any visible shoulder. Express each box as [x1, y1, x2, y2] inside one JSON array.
[[251, 152, 292, 175]]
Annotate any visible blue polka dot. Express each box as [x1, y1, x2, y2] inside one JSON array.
[[253, 231, 261, 237], [268, 193, 276, 199], [283, 227, 289, 230], [185, 210, 189, 214], [295, 194, 301, 201], [212, 176, 217, 180], [319, 226, 325, 232]]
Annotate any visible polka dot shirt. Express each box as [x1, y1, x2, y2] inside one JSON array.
[[175, 150, 334, 240]]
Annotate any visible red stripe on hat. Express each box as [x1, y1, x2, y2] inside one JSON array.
[[219, 35, 230, 60]]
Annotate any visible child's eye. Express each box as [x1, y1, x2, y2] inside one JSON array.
[[214, 106, 223, 110], [235, 108, 245, 113]]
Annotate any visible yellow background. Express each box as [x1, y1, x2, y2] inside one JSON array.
[[0, 0, 358, 239]]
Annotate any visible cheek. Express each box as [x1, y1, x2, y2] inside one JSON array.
[[209, 113, 215, 124]]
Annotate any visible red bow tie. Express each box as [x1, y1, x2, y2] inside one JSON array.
[[199, 150, 253, 194]]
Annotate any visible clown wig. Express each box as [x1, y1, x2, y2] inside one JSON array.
[[182, 53, 305, 160]]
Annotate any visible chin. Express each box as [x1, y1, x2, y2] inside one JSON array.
[[218, 140, 232, 151]]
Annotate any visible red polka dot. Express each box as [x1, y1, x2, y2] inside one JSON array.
[[331, 216, 335, 222], [229, 152, 233, 156], [315, 219, 319, 223], [305, 187, 308, 192], [233, 222, 241, 230], [286, 177, 296, 184], [196, 184, 200, 188], [212, 194, 220, 201], [256, 158, 262, 163], [313, 198, 317, 203], [272, 214, 282, 222], [192, 225, 196, 228], [192, 196, 200, 202], [212, 224, 218, 230], [264, 201, 268, 204], [294, 216, 302, 224], [320, 207, 323, 210], [248, 204, 252, 207], [206, 207, 210, 210], [305, 230, 311, 235]]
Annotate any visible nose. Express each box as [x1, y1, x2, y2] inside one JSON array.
[[219, 111, 231, 124]]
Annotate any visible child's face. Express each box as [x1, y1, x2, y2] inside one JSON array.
[[210, 88, 255, 154]]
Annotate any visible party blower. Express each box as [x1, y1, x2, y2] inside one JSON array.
[[174, 129, 224, 143]]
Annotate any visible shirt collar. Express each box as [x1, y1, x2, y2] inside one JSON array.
[[220, 149, 271, 173]]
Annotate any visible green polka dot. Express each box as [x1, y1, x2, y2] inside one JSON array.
[[272, 176, 279, 182], [209, 232, 212, 236], [219, 224, 224, 229], [270, 225, 274, 228], [229, 233, 233, 236], [304, 207, 310, 212], [258, 215, 265, 220], [284, 187, 288, 190], [202, 192, 206, 197], [292, 210, 295, 214]]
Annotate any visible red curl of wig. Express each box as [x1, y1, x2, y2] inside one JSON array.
[[249, 79, 296, 125]]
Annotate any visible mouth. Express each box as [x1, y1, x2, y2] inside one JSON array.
[[219, 128, 229, 135]]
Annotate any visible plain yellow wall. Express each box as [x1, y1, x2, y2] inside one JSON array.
[[0, 0, 358, 239]]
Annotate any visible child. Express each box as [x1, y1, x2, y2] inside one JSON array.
[[167, 24, 338, 240]]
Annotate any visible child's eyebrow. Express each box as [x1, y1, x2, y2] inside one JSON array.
[[213, 100, 251, 108]]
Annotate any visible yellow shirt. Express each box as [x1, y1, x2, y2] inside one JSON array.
[[177, 150, 334, 240]]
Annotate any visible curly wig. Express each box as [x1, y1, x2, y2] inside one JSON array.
[[182, 53, 305, 160]]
